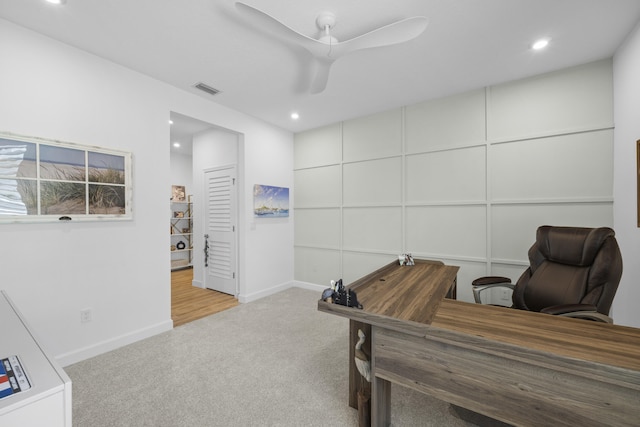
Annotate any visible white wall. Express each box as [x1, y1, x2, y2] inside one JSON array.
[[294, 59, 616, 311], [612, 21, 640, 328], [170, 151, 194, 198], [242, 129, 296, 301], [189, 125, 295, 302], [0, 19, 294, 365]]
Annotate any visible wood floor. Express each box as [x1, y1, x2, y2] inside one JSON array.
[[171, 268, 238, 327]]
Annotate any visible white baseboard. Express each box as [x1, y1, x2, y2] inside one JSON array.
[[56, 319, 173, 367], [238, 280, 325, 303], [292, 280, 326, 293], [58, 282, 324, 366], [238, 281, 293, 303]]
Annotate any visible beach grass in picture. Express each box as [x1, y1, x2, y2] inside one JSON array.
[[0, 132, 131, 221], [253, 184, 289, 218]]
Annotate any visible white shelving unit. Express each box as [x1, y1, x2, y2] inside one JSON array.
[[170, 196, 193, 270], [0, 291, 72, 427]]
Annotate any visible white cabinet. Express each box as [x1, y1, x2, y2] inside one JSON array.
[[0, 291, 72, 427], [170, 197, 193, 270]]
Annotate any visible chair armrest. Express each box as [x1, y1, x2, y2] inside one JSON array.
[[471, 276, 514, 304], [472, 276, 512, 286], [540, 304, 613, 323]]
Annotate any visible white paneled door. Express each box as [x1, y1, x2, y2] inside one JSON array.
[[204, 166, 237, 295]]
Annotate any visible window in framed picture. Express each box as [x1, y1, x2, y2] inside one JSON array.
[[0, 132, 132, 223]]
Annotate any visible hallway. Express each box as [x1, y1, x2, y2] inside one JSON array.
[[171, 268, 238, 327]]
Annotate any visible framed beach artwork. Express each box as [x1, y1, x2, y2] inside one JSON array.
[[253, 184, 289, 218], [0, 131, 132, 223]]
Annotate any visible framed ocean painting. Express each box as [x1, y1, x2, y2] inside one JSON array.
[[253, 184, 289, 218]]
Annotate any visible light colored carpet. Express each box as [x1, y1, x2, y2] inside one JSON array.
[[65, 287, 499, 427]]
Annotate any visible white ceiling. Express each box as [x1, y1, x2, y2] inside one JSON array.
[[2, 0, 640, 151]]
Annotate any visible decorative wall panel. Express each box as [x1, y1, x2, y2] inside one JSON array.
[[294, 246, 341, 286], [343, 157, 402, 206], [294, 208, 341, 249], [294, 60, 614, 303], [343, 207, 402, 253], [405, 89, 486, 153], [488, 59, 613, 140], [406, 146, 486, 203], [343, 109, 402, 162], [405, 205, 487, 259], [293, 165, 341, 208], [491, 130, 613, 201], [293, 123, 341, 169]]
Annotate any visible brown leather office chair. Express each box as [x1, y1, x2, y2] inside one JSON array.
[[472, 225, 623, 323]]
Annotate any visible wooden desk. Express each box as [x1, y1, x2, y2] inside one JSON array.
[[319, 262, 640, 427], [375, 302, 640, 427], [317, 260, 459, 416]]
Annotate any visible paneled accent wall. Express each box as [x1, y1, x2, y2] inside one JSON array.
[[294, 59, 614, 303]]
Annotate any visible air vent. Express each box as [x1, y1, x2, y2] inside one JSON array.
[[193, 82, 221, 96]]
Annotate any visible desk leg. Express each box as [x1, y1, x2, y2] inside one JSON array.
[[371, 327, 391, 427], [349, 320, 371, 408], [372, 376, 391, 427]]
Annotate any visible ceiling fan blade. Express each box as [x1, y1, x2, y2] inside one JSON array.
[[235, 2, 321, 53], [309, 57, 335, 94], [333, 17, 428, 57], [235, 3, 428, 94]]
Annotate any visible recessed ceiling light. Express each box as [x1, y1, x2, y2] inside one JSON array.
[[168, 120, 173, 125], [173, 142, 181, 148], [532, 39, 550, 50], [45, 0, 67, 5], [291, 112, 300, 120]]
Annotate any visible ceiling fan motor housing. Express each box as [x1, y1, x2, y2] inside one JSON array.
[[316, 11, 336, 30], [316, 11, 338, 44]]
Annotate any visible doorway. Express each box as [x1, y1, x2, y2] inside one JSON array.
[[170, 112, 241, 324]]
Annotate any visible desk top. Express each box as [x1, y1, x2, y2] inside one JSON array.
[[318, 260, 459, 335], [432, 299, 640, 372], [318, 260, 640, 373]]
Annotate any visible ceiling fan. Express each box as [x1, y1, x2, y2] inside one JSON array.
[[235, 2, 428, 94]]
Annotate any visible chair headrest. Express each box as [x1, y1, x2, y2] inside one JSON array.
[[536, 226, 615, 266]]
